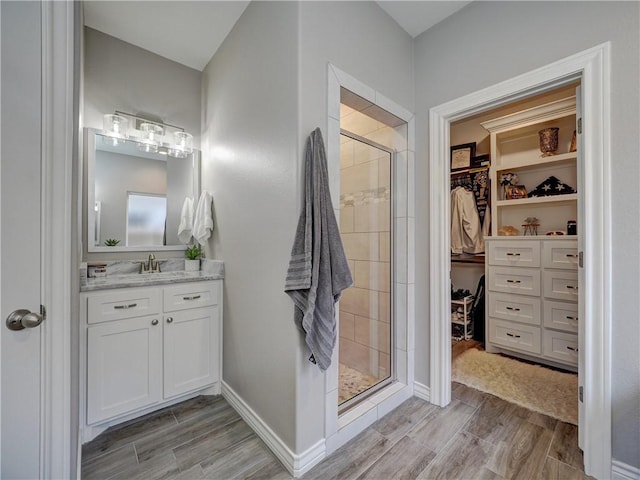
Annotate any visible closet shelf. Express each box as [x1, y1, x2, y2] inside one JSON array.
[[495, 193, 577, 207], [496, 152, 577, 172]]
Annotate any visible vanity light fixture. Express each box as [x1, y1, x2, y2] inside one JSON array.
[[103, 110, 194, 157], [137, 122, 164, 154], [168, 131, 194, 159], [102, 114, 129, 145]]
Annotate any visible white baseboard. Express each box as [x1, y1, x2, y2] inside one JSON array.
[[413, 381, 431, 402], [222, 381, 326, 478], [612, 459, 640, 480]]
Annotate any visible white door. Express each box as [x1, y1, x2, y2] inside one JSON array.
[[575, 85, 585, 449], [1, 2, 45, 478], [2, 2, 74, 477]]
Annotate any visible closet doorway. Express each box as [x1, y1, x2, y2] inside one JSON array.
[[429, 44, 612, 479], [449, 83, 581, 428]]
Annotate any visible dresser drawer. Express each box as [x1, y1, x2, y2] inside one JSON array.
[[489, 318, 541, 355], [488, 292, 541, 326], [543, 271, 578, 301], [487, 241, 540, 268], [87, 288, 161, 324], [543, 330, 578, 366], [542, 241, 578, 270], [164, 281, 219, 312], [543, 300, 579, 333], [488, 267, 540, 296]]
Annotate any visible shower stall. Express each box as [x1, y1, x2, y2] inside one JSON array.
[[338, 124, 394, 409]]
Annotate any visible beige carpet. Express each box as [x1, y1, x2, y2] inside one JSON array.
[[452, 349, 578, 425]]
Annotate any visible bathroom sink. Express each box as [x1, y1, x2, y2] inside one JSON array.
[[81, 260, 224, 292]]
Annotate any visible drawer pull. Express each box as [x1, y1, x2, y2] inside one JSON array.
[[505, 306, 521, 312], [565, 254, 578, 258], [506, 252, 521, 257], [506, 279, 521, 284], [566, 346, 578, 352], [566, 285, 578, 290], [506, 332, 521, 339], [566, 315, 578, 321], [151, 319, 158, 326], [114, 303, 137, 310], [183, 295, 201, 301]]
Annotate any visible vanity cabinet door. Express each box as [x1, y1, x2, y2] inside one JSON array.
[[87, 316, 162, 424], [163, 306, 220, 399]]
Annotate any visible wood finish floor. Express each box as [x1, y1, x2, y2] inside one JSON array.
[[82, 385, 592, 480]]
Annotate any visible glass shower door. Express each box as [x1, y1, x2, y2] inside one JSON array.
[[338, 131, 393, 409]]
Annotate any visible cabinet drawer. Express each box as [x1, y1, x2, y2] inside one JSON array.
[[543, 271, 578, 301], [543, 330, 578, 366], [487, 241, 540, 267], [542, 241, 578, 270], [488, 292, 541, 326], [87, 288, 161, 324], [164, 281, 219, 312], [489, 318, 541, 355], [488, 267, 540, 296], [543, 300, 579, 333]]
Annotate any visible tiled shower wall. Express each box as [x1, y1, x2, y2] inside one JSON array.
[[339, 105, 394, 379]]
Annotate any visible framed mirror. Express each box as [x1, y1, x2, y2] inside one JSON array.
[[85, 128, 200, 252]]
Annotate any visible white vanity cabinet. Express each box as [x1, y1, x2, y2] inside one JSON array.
[[83, 280, 222, 429]]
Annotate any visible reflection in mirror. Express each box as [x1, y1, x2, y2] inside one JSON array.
[[86, 128, 200, 252], [126, 193, 167, 246]]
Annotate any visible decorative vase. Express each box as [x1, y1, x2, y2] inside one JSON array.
[[185, 259, 200, 271], [538, 127, 559, 157], [569, 130, 577, 152]]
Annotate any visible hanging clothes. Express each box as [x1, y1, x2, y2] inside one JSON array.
[[451, 186, 484, 254]]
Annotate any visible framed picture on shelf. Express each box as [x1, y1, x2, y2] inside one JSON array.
[[505, 184, 528, 200], [450, 142, 476, 171], [472, 153, 490, 168]]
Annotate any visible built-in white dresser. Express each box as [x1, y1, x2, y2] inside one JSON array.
[[485, 237, 578, 370]]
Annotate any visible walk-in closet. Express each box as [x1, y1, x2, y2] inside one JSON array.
[[449, 83, 581, 427]]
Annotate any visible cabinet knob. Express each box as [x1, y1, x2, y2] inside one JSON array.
[[166, 317, 173, 324], [151, 319, 158, 326]]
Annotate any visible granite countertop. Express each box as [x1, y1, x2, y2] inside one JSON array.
[[81, 259, 224, 292]]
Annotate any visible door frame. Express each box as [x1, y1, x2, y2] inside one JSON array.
[[428, 43, 611, 479], [40, 1, 74, 477]]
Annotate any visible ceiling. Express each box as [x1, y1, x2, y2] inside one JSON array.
[[83, 1, 471, 71]]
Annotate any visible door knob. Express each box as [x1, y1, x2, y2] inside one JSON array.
[[6, 309, 44, 331]]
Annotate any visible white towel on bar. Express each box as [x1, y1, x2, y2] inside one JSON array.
[[193, 190, 214, 245], [177, 196, 194, 244]]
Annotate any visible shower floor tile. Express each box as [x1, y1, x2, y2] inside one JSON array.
[[339, 363, 380, 404]]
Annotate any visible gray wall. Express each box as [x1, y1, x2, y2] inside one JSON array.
[[413, 1, 640, 467], [83, 27, 201, 261], [201, 1, 300, 450], [94, 151, 166, 246], [201, 0, 413, 453], [83, 27, 201, 145], [297, 0, 413, 451]]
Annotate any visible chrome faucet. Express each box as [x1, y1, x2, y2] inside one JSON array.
[[140, 253, 161, 273]]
